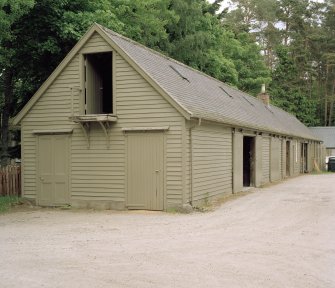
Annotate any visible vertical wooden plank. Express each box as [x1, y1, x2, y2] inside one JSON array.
[[16, 166, 18, 196], [254, 135, 262, 187], [6, 166, 9, 196], [18, 166, 21, 196], [262, 136, 270, 184], [233, 131, 243, 193], [127, 132, 164, 210], [282, 139, 286, 178], [191, 125, 232, 200], [0, 169, 3, 196], [0, 165, 21, 196], [10, 166, 13, 196], [9, 166, 12, 196]]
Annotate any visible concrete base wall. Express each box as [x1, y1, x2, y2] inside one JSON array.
[[191, 190, 234, 208], [71, 200, 125, 210]]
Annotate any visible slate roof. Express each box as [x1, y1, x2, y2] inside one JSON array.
[[103, 25, 317, 140], [309, 127, 335, 147]]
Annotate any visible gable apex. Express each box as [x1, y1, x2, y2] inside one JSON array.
[[13, 23, 191, 125], [13, 24, 103, 125], [93, 24, 192, 119]]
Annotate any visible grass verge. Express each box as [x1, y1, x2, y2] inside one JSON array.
[[310, 170, 334, 175], [0, 196, 19, 213]]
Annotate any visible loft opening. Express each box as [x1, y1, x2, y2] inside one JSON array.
[[243, 136, 255, 187], [84, 52, 113, 114]]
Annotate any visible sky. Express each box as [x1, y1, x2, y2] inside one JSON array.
[[207, 0, 325, 11], [207, 0, 233, 11]]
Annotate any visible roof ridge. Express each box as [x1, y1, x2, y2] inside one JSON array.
[[99, 24, 255, 97], [99, 25, 193, 69], [310, 126, 335, 129], [97, 24, 316, 140]]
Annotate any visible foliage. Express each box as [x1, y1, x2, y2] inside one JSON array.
[[1, 0, 270, 117], [224, 0, 335, 126], [269, 46, 318, 126], [163, 0, 269, 89], [2, 0, 334, 161], [0, 196, 19, 212], [12, 0, 125, 109], [230, 32, 270, 94], [0, 0, 35, 165]]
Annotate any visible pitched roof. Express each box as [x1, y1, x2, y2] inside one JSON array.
[[309, 127, 335, 147], [99, 25, 317, 140], [13, 23, 318, 140]]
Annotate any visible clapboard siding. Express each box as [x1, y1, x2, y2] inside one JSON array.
[[308, 143, 313, 172], [70, 34, 183, 204], [21, 53, 80, 198], [281, 139, 286, 178], [262, 137, 270, 184], [19, 28, 319, 209], [309, 143, 313, 172], [69, 51, 184, 203], [270, 137, 281, 182], [20, 32, 184, 206], [294, 140, 301, 175], [279, 140, 283, 179], [192, 125, 232, 202], [79, 32, 111, 50]]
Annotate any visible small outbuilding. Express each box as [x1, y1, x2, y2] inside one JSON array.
[[13, 24, 323, 210], [309, 127, 335, 156]]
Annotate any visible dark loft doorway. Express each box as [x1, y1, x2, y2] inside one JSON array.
[[243, 136, 255, 187]]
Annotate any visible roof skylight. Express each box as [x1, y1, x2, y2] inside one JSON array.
[[242, 96, 255, 107], [219, 86, 233, 98], [169, 65, 190, 83]]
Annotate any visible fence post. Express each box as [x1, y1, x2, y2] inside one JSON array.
[[0, 170, 3, 196], [0, 165, 21, 197]]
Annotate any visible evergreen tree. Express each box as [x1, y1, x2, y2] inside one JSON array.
[[269, 46, 318, 125], [0, 0, 34, 165]]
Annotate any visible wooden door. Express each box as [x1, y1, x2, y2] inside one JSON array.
[[85, 55, 103, 114], [270, 138, 281, 182], [126, 133, 164, 210], [254, 135, 263, 187], [286, 141, 291, 176], [233, 132, 243, 193], [262, 137, 270, 184], [38, 135, 69, 206]]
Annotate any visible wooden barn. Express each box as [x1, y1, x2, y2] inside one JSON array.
[[13, 24, 323, 210]]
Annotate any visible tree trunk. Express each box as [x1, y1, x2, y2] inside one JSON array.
[[324, 65, 329, 126], [1, 69, 14, 166], [328, 79, 335, 126], [324, 88, 328, 126]]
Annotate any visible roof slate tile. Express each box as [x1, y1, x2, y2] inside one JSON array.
[[100, 25, 317, 140]]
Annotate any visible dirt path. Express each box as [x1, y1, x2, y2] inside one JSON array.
[[0, 174, 334, 288]]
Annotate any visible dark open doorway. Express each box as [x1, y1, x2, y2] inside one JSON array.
[[243, 136, 255, 187], [84, 52, 113, 114], [286, 141, 290, 176], [301, 143, 308, 173]]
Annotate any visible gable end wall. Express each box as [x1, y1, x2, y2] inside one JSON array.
[[21, 32, 185, 208]]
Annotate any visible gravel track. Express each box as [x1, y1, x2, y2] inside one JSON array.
[[0, 174, 334, 288]]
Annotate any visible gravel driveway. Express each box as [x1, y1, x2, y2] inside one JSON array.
[[0, 174, 334, 288]]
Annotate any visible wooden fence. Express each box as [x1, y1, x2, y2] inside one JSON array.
[[0, 165, 21, 197]]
